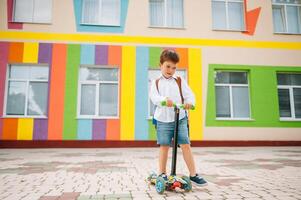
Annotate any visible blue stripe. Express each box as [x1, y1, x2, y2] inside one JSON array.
[[74, 0, 129, 33], [77, 119, 92, 140], [135, 47, 149, 140], [80, 44, 95, 64]]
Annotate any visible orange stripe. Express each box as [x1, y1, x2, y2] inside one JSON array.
[[2, 118, 18, 140], [47, 44, 67, 140], [106, 119, 120, 140], [108, 45, 121, 66], [243, 7, 261, 36], [107, 45, 122, 140], [8, 42, 23, 63], [176, 48, 188, 69], [0, 119, 2, 139]]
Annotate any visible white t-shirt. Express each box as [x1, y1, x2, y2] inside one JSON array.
[[149, 74, 195, 123]]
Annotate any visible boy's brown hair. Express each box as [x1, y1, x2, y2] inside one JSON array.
[[160, 49, 180, 64]]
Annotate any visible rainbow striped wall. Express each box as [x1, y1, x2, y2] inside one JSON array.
[[0, 42, 203, 141]]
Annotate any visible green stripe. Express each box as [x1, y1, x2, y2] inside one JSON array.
[[206, 64, 301, 127], [148, 120, 157, 140], [63, 44, 81, 139], [149, 47, 162, 68], [148, 47, 161, 139]]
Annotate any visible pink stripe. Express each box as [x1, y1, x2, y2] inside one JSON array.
[[0, 42, 9, 117], [33, 119, 48, 140], [92, 119, 106, 140], [7, 0, 23, 29]]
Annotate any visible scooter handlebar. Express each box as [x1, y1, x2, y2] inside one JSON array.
[[161, 101, 195, 110]]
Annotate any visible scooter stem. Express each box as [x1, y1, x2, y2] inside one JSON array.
[[171, 106, 180, 176]]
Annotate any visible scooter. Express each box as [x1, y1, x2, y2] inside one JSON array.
[[147, 101, 195, 194]]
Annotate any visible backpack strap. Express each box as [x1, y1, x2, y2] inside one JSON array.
[[175, 76, 184, 104], [155, 79, 160, 94], [155, 77, 184, 104]]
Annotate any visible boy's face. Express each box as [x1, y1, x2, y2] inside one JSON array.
[[160, 60, 177, 79]]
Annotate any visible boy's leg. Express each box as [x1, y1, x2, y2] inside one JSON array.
[[180, 144, 196, 176], [159, 145, 170, 174], [177, 118, 207, 186]]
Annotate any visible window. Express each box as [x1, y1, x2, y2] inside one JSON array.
[[149, 0, 184, 28], [78, 66, 119, 118], [4, 65, 49, 117], [13, 0, 52, 23], [272, 0, 301, 34], [214, 71, 251, 119], [277, 73, 301, 120], [212, 0, 245, 31], [81, 0, 120, 26], [148, 69, 186, 118]]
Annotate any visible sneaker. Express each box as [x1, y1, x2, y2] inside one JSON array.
[[190, 173, 208, 186], [159, 173, 168, 181]]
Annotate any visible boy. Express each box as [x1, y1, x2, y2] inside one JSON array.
[[149, 49, 207, 186]]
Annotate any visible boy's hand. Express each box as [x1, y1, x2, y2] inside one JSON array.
[[166, 98, 173, 107], [184, 103, 193, 110]]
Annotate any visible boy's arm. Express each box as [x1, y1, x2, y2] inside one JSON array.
[[149, 80, 167, 106], [181, 78, 195, 106]]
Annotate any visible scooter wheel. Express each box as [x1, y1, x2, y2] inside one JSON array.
[[181, 176, 192, 192], [155, 177, 166, 194], [147, 172, 157, 183]]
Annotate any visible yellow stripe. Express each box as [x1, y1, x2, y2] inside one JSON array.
[[17, 118, 34, 140], [23, 42, 39, 63], [0, 31, 300, 50], [120, 46, 136, 140], [188, 48, 203, 140]]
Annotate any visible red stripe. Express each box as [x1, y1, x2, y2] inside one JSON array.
[[1, 140, 301, 148], [7, 0, 23, 29], [243, 7, 261, 36], [0, 42, 9, 118]]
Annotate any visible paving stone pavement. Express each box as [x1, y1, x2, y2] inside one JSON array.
[[0, 147, 301, 200]]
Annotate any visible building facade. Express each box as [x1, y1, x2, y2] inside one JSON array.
[[0, 0, 301, 146]]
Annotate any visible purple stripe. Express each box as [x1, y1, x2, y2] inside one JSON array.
[[92, 119, 106, 140], [33, 119, 48, 140], [95, 45, 108, 65], [0, 42, 9, 118], [38, 43, 52, 63], [38, 43, 53, 135]]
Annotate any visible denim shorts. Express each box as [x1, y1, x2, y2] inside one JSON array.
[[156, 117, 190, 146]]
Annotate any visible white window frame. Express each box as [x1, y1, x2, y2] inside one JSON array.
[[277, 74, 301, 121], [215, 71, 252, 121], [12, 0, 53, 24], [149, 0, 185, 29], [3, 64, 49, 118], [148, 68, 187, 119], [212, 0, 246, 31], [81, 0, 121, 26], [272, 0, 301, 34], [77, 65, 120, 119]]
